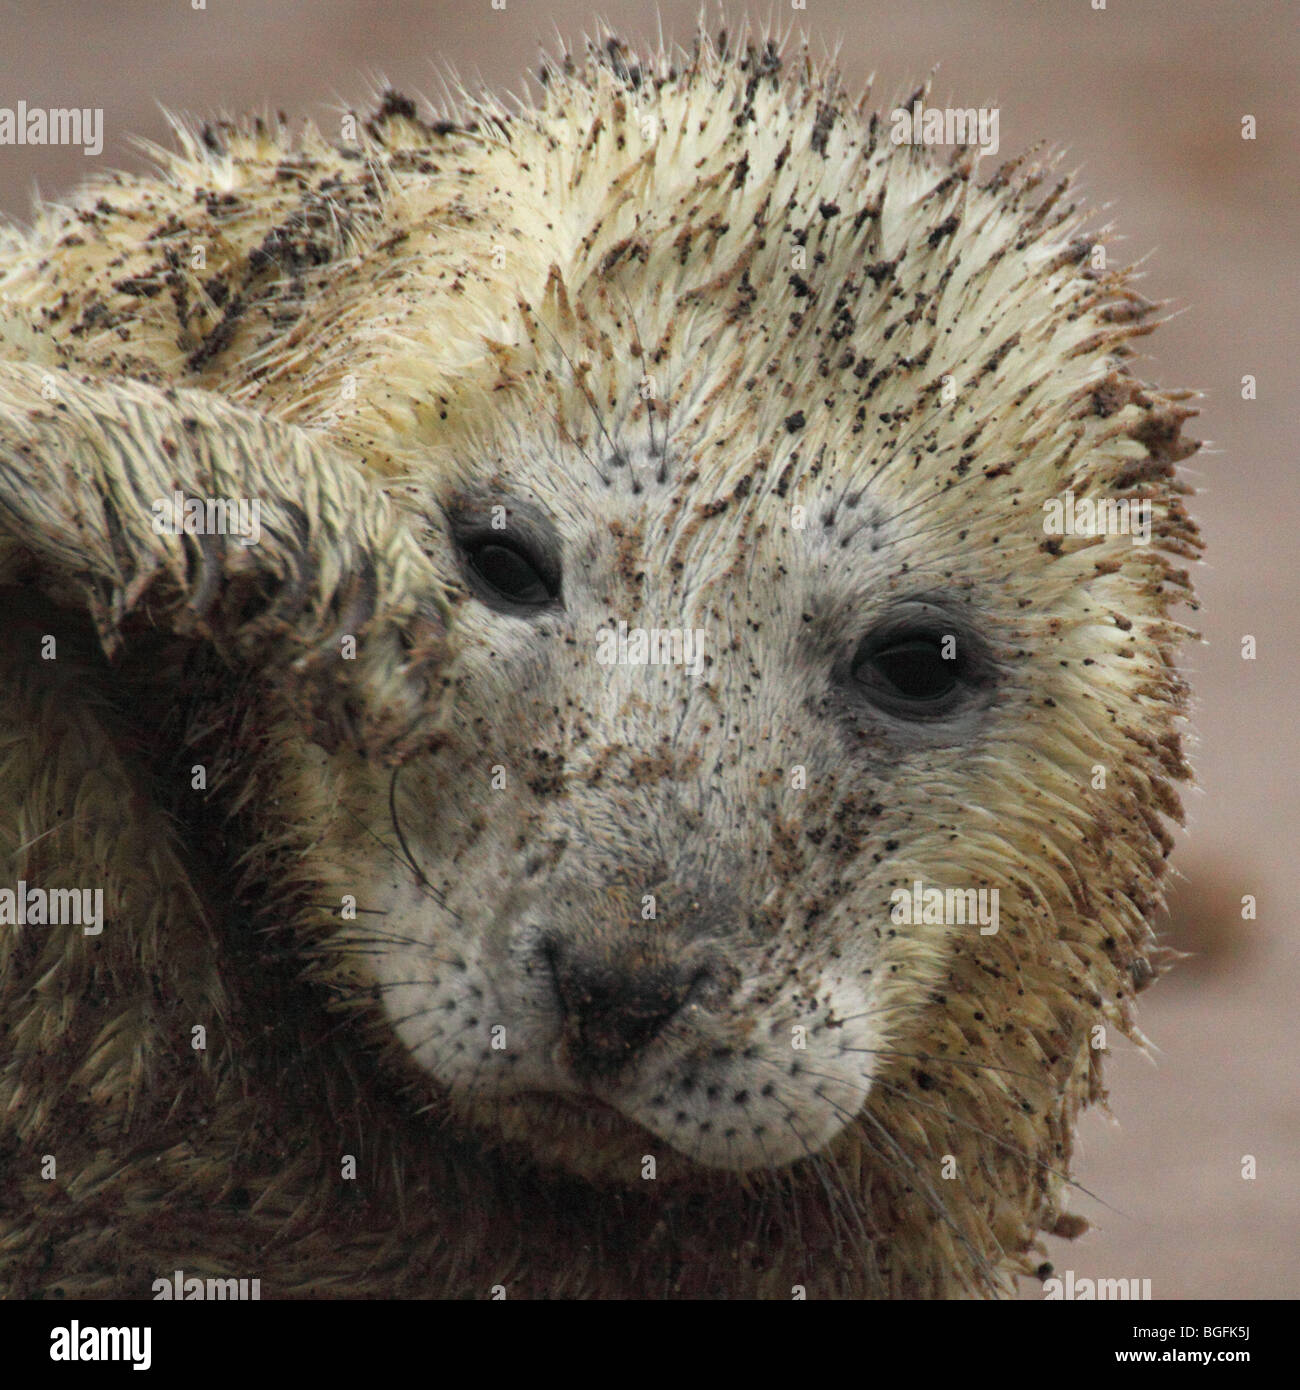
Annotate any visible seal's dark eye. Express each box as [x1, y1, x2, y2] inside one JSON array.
[[468, 540, 550, 604], [851, 631, 964, 714], [865, 638, 958, 701], [459, 530, 561, 610], [449, 501, 563, 614]]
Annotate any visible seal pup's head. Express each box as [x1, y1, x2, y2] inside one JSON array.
[[303, 34, 1201, 1228]]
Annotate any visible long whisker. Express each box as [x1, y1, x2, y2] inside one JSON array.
[[855, 1106, 1004, 1295], [527, 311, 617, 485], [867, 1071, 1121, 1215], [389, 763, 432, 891]]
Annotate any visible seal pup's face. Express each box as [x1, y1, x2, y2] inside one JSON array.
[[339, 421, 1010, 1180], [311, 52, 1191, 1194]]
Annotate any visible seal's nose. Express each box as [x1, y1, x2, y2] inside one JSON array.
[[542, 936, 698, 1081]]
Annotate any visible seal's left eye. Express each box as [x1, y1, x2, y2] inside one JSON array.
[[864, 638, 959, 703], [461, 533, 560, 608], [849, 629, 967, 717]]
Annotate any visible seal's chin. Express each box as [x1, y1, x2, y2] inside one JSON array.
[[459, 1090, 710, 1185]]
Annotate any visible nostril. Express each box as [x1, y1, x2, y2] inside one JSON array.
[[544, 939, 697, 1081]]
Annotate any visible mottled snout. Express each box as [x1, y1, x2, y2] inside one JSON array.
[[542, 933, 711, 1081]]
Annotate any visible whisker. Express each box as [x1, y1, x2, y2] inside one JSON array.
[[857, 1106, 1004, 1295], [337, 799, 455, 912], [612, 274, 668, 477], [867, 1071, 1121, 1216], [840, 1043, 1049, 1086], [527, 311, 616, 486], [389, 764, 432, 891]]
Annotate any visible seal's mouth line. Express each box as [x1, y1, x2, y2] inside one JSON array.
[[511, 1089, 623, 1120], [499, 1089, 677, 1151]]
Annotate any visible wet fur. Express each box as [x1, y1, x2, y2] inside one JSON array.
[[0, 27, 1199, 1297]]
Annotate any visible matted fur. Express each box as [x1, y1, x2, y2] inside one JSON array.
[[0, 26, 1199, 1298]]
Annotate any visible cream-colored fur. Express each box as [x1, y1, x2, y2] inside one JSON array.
[[0, 28, 1199, 1297]]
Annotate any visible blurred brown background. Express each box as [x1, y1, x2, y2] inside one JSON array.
[[2, 0, 1295, 1299]]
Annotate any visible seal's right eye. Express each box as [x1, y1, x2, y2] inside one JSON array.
[[468, 538, 550, 603], [456, 528, 562, 611]]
